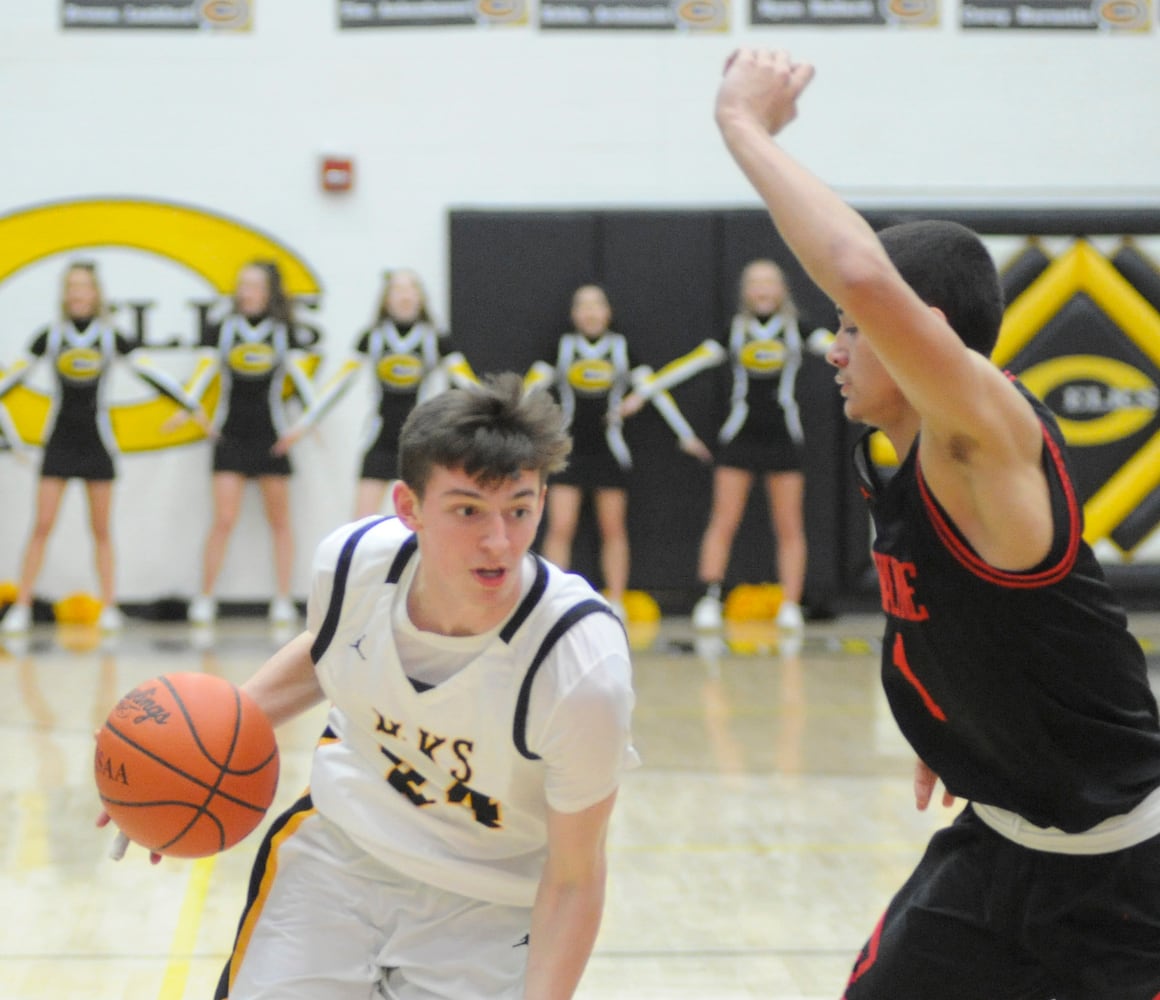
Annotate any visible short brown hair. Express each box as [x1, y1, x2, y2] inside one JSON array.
[[398, 373, 571, 496]]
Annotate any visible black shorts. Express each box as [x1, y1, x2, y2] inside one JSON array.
[[213, 435, 291, 478], [843, 805, 1160, 1000], [41, 433, 114, 481], [715, 426, 802, 475], [551, 451, 628, 491], [359, 446, 398, 483]]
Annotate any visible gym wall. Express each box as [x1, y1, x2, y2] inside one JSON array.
[[450, 208, 1160, 610], [0, 5, 1157, 606]]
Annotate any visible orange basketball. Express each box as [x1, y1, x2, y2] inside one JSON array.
[[94, 672, 279, 858]]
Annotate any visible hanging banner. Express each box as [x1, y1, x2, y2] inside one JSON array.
[[751, 0, 936, 26], [338, 0, 527, 27], [539, 0, 728, 29], [60, 0, 251, 29], [960, 0, 1151, 30]]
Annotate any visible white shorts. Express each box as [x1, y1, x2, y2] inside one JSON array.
[[221, 808, 533, 1000]]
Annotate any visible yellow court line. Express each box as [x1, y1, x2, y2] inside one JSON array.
[[159, 855, 218, 1000]]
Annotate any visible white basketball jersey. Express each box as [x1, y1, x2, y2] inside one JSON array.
[[306, 517, 636, 907]]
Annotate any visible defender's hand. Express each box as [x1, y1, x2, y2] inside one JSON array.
[[716, 47, 815, 140]]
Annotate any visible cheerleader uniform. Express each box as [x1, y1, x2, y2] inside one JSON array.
[[189, 312, 320, 477], [288, 320, 475, 482], [635, 311, 805, 474], [0, 318, 199, 481], [843, 384, 1160, 1000], [526, 331, 702, 490]]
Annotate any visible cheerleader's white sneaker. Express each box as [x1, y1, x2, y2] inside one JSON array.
[[692, 594, 723, 630], [98, 606, 124, 632], [775, 601, 805, 631], [1, 603, 31, 634], [269, 596, 298, 625], [188, 595, 217, 625]]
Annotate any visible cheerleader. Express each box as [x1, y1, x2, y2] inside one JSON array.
[[0, 261, 204, 634], [527, 284, 710, 621], [178, 261, 320, 626], [275, 269, 476, 518], [630, 259, 828, 632]]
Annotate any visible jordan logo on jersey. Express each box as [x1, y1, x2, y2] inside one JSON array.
[[872, 552, 930, 622]]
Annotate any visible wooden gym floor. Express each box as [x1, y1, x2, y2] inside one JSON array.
[[3, 610, 1159, 1000]]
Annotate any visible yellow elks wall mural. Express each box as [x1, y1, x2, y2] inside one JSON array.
[[0, 197, 323, 453]]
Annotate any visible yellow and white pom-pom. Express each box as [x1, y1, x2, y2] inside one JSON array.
[[53, 592, 103, 626], [723, 582, 784, 622]]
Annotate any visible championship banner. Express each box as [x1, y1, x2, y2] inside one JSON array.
[[752, 0, 936, 26], [61, 0, 251, 30], [960, 0, 1151, 30], [338, 0, 527, 27], [539, 0, 729, 31]]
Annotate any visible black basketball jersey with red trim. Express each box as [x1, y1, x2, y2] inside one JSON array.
[[856, 382, 1160, 833]]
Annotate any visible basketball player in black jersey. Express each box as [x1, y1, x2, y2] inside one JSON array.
[[716, 49, 1160, 999]]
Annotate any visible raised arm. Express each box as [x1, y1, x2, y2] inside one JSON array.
[[715, 48, 1050, 568], [715, 51, 1012, 433]]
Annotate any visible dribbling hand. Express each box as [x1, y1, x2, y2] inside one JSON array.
[[96, 808, 163, 865], [93, 727, 163, 864]]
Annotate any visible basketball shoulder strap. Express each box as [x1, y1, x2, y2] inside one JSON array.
[[309, 516, 393, 663], [512, 597, 623, 761]]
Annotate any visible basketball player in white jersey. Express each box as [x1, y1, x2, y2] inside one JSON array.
[[216, 372, 638, 999]]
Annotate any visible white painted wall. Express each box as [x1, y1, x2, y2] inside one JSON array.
[[1, 4, 1158, 603]]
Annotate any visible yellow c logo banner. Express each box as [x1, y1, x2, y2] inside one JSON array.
[[1018, 354, 1159, 447], [0, 198, 320, 294], [0, 198, 322, 452]]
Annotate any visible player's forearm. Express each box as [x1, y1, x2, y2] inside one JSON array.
[[241, 630, 325, 729], [523, 875, 606, 1000], [716, 117, 892, 307]]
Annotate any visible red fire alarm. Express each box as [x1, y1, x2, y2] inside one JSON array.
[[320, 156, 354, 193]]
